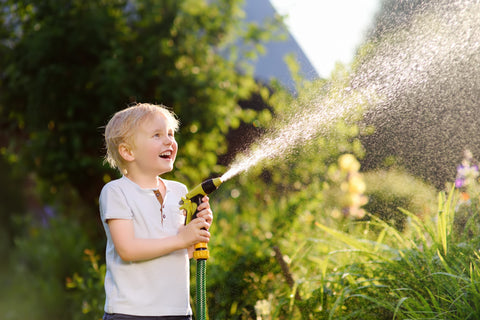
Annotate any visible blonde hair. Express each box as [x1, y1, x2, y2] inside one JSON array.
[[104, 103, 179, 174]]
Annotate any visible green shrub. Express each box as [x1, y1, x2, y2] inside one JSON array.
[[363, 168, 438, 230], [66, 249, 106, 320], [270, 185, 480, 319], [2, 213, 92, 320]]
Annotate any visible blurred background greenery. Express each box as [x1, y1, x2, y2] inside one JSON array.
[[2, 0, 480, 319]]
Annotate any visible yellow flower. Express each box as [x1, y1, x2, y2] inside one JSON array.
[[339, 154, 360, 173], [349, 175, 366, 194]]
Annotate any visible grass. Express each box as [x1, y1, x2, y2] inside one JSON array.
[[276, 185, 480, 319]]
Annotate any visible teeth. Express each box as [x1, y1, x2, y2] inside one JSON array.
[[160, 151, 172, 157]]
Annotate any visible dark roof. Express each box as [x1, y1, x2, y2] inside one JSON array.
[[243, 0, 320, 91]]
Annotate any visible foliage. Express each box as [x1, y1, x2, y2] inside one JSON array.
[[369, 187, 480, 319], [66, 249, 106, 320], [0, 153, 27, 247], [239, 156, 480, 319], [0, 199, 92, 320], [362, 167, 438, 230], [452, 149, 480, 239]]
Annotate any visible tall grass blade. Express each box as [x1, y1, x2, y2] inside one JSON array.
[[392, 297, 408, 320]]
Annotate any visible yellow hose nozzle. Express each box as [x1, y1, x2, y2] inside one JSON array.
[[180, 177, 223, 224], [179, 177, 223, 261]]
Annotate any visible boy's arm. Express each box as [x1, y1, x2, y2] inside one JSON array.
[[108, 218, 210, 262]]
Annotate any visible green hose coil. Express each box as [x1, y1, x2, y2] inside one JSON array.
[[196, 259, 207, 320]]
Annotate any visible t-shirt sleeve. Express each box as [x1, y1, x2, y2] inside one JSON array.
[[99, 183, 133, 223]]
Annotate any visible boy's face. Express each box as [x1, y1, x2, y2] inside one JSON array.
[[130, 112, 178, 176]]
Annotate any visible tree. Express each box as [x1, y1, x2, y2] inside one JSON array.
[[0, 0, 262, 214]]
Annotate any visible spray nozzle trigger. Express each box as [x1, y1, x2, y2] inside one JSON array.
[[179, 197, 199, 224]]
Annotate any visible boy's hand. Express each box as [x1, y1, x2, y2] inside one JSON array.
[[178, 195, 213, 249], [196, 195, 213, 228], [178, 217, 211, 248]]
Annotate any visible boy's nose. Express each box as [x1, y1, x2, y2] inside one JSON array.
[[164, 136, 175, 145]]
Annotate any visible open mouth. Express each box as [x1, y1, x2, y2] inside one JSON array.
[[159, 151, 172, 159]]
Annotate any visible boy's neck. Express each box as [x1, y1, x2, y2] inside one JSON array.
[[125, 173, 161, 189]]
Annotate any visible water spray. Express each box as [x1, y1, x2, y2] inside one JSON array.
[[179, 177, 223, 320], [222, 0, 480, 187]]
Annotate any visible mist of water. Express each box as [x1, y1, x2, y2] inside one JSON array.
[[221, 86, 377, 181], [222, 0, 480, 182]]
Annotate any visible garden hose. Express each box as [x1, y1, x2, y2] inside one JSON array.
[[196, 256, 207, 320], [180, 177, 223, 320]]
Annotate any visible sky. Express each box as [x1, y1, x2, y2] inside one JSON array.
[[270, 0, 381, 77]]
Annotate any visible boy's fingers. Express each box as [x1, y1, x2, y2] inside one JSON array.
[[195, 218, 208, 227], [198, 202, 210, 210]]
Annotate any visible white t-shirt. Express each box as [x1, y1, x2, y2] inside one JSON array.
[[99, 176, 192, 316]]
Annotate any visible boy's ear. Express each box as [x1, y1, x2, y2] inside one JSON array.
[[118, 143, 135, 162]]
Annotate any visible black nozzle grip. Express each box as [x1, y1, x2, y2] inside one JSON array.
[[190, 194, 207, 231], [201, 179, 218, 194]]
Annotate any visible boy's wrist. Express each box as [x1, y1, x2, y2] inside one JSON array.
[[175, 231, 190, 250]]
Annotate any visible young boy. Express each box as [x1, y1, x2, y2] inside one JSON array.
[[100, 103, 213, 320]]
